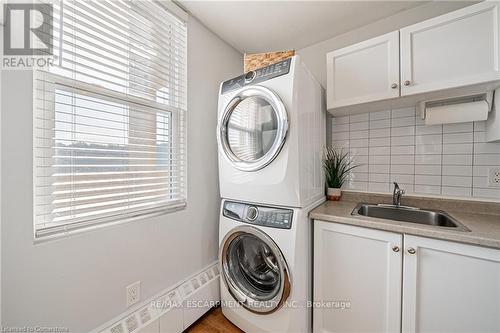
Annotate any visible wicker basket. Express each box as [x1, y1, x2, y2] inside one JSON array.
[[244, 50, 295, 72]]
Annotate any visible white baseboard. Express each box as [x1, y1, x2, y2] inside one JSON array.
[[93, 262, 220, 333]]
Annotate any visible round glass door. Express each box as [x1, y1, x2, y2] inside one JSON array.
[[220, 226, 291, 314], [218, 86, 288, 171]]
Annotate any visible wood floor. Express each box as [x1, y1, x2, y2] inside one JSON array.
[[184, 307, 243, 333]]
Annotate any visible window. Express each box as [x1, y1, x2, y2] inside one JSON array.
[[34, 1, 187, 238]]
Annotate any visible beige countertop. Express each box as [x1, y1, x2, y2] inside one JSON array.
[[310, 192, 500, 250]]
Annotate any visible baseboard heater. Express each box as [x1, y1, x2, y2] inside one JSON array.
[[92, 262, 220, 333]]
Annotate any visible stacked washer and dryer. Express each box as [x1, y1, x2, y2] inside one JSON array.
[[217, 56, 325, 333]]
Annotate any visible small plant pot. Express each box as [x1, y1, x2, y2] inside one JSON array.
[[327, 188, 342, 201]]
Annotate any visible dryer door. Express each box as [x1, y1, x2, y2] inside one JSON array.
[[218, 86, 288, 172], [219, 225, 291, 314]]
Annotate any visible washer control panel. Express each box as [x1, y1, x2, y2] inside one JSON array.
[[221, 58, 292, 94], [223, 201, 293, 229]]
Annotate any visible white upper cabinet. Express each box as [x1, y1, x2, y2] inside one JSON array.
[[326, 31, 400, 109], [400, 1, 500, 96]]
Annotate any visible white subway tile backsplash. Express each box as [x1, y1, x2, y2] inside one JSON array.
[[416, 134, 442, 145], [350, 113, 369, 123], [474, 154, 500, 165], [332, 116, 349, 125], [369, 155, 390, 165], [442, 186, 471, 197], [415, 154, 442, 165], [349, 181, 368, 191], [443, 143, 473, 154], [350, 139, 369, 148], [474, 142, 500, 154], [369, 137, 391, 147], [370, 118, 391, 129], [370, 128, 391, 138], [415, 144, 442, 155], [442, 154, 473, 166], [390, 174, 414, 184], [473, 188, 500, 199], [391, 164, 415, 175], [443, 122, 473, 133], [350, 121, 369, 131], [391, 155, 414, 165], [369, 164, 390, 174], [415, 175, 441, 186], [333, 131, 350, 141], [370, 110, 391, 120], [443, 132, 473, 144], [442, 176, 472, 187], [392, 116, 415, 128], [416, 124, 442, 135], [474, 131, 486, 143], [369, 173, 390, 183], [391, 136, 414, 146], [474, 121, 486, 132], [392, 107, 416, 119], [350, 130, 369, 139], [333, 123, 350, 133], [391, 145, 415, 155], [392, 126, 415, 137], [415, 165, 441, 175], [369, 182, 390, 192], [370, 146, 391, 156], [414, 185, 441, 195], [442, 165, 472, 177], [332, 114, 499, 201], [350, 147, 369, 156]]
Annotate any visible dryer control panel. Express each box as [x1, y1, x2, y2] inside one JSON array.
[[221, 58, 292, 94], [223, 201, 293, 229]]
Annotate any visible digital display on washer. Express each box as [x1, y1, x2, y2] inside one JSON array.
[[223, 201, 293, 229], [221, 58, 292, 94]]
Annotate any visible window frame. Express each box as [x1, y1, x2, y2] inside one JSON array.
[[32, 2, 188, 241]]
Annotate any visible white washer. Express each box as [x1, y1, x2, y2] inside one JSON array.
[[219, 199, 320, 333], [217, 56, 325, 208]]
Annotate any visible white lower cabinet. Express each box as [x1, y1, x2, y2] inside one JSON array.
[[313, 221, 403, 333], [314, 220, 500, 333], [402, 235, 500, 333]]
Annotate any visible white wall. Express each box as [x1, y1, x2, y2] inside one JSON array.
[[297, 1, 476, 89], [0, 16, 242, 331]]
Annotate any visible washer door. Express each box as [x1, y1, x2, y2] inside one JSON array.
[[218, 86, 288, 171], [219, 226, 291, 314]]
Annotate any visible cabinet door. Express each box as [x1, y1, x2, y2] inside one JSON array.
[[326, 31, 400, 109], [313, 221, 402, 333], [400, 2, 500, 96], [402, 235, 500, 333]]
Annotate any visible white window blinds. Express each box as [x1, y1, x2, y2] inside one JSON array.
[[34, 1, 187, 238]]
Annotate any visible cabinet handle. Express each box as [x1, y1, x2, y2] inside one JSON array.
[[404, 80, 411, 86], [392, 245, 400, 252], [391, 83, 398, 89], [407, 247, 416, 255]]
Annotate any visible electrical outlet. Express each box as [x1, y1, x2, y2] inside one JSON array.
[[489, 167, 500, 187], [126, 281, 141, 307]]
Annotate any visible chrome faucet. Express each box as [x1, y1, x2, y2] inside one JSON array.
[[393, 182, 405, 207]]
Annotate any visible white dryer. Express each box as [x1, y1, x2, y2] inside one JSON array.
[[219, 199, 319, 333], [217, 56, 325, 208]]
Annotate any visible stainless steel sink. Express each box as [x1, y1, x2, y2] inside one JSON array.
[[351, 203, 470, 231]]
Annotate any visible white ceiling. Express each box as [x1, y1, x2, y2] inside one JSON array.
[[178, 1, 427, 53]]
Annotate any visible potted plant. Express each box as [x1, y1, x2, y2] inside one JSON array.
[[323, 147, 359, 201]]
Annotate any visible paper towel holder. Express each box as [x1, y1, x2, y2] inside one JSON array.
[[418, 91, 494, 121]]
